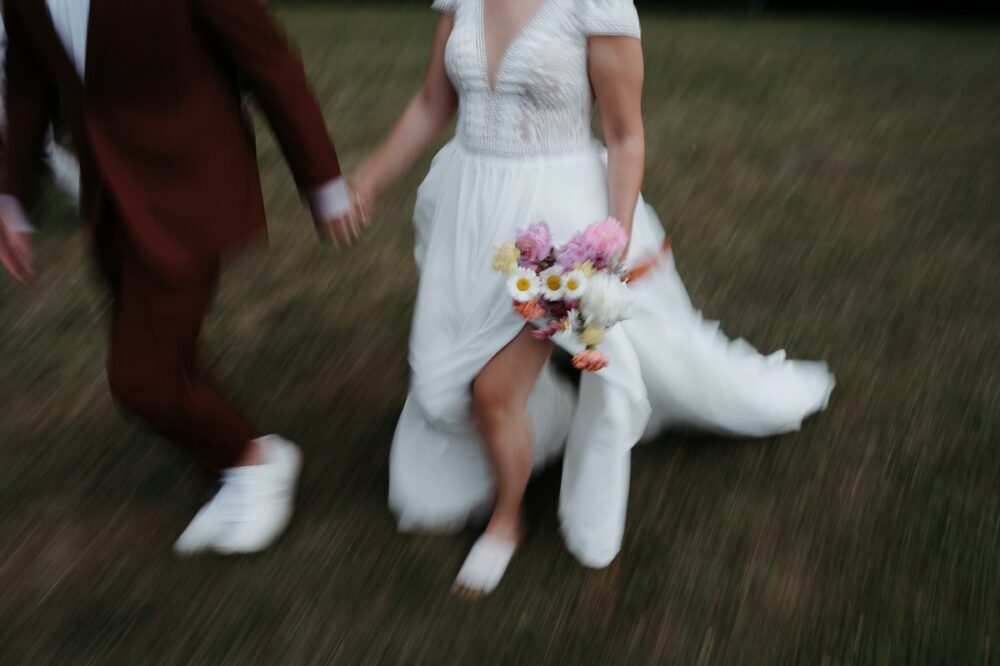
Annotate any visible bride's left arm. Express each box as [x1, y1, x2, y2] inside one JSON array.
[[589, 36, 645, 246]]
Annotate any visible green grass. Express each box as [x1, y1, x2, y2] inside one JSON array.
[[1, 7, 998, 663]]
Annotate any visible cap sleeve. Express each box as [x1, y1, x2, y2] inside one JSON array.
[[432, 0, 458, 13], [580, 0, 641, 39]]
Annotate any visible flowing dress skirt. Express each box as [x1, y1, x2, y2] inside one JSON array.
[[389, 140, 834, 567]]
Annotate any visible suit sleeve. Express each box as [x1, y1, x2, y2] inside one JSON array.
[[1, 0, 57, 212], [192, 0, 341, 193]]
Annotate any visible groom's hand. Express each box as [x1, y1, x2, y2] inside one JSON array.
[[0, 219, 35, 285]]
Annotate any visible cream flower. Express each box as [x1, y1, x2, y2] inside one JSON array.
[[579, 324, 605, 347], [539, 266, 566, 300], [575, 260, 596, 277], [507, 267, 541, 303], [564, 270, 588, 300], [492, 242, 521, 275]]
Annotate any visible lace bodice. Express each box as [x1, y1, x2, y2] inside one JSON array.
[[432, 0, 640, 157]]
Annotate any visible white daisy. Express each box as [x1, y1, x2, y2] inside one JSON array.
[[564, 270, 589, 301], [506, 267, 541, 303], [539, 266, 566, 300]]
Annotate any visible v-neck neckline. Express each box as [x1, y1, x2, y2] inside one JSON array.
[[479, 0, 550, 93]]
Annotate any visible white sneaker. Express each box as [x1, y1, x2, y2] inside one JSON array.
[[174, 493, 227, 556], [211, 435, 303, 555], [173, 435, 303, 556]]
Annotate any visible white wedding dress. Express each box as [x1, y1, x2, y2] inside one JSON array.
[[389, 0, 835, 568]]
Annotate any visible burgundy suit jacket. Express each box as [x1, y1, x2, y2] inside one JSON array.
[[2, 0, 341, 274]]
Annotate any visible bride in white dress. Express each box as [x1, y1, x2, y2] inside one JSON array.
[[352, 0, 834, 595]]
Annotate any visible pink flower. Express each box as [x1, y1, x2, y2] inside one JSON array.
[[531, 320, 563, 340], [582, 218, 628, 260], [515, 222, 553, 264], [555, 232, 592, 269], [554, 218, 629, 270]]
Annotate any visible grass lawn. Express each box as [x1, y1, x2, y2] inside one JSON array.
[[1, 6, 998, 663]]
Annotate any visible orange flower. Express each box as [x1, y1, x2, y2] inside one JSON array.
[[572, 350, 609, 372], [514, 299, 545, 320]]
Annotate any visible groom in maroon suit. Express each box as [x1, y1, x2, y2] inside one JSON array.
[[0, 0, 362, 554]]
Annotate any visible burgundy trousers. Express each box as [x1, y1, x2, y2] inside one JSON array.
[[95, 214, 258, 471]]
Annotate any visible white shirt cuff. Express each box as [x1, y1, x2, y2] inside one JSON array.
[[309, 177, 352, 224], [0, 195, 35, 233]]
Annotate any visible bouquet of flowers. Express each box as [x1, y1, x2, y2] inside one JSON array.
[[491, 218, 635, 372]]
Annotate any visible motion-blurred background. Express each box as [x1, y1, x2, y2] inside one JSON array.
[[1, 2, 997, 663]]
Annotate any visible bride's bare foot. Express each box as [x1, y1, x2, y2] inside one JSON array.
[[452, 518, 523, 598], [453, 534, 519, 598]]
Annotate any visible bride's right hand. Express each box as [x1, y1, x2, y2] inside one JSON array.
[[350, 176, 377, 226]]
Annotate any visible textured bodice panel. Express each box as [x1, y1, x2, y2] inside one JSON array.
[[445, 1, 591, 156], [437, 0, 640, 157]]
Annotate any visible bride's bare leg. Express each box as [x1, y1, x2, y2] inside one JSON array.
[[475, 326, 553, 539], [454, 326, 552, 595]]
